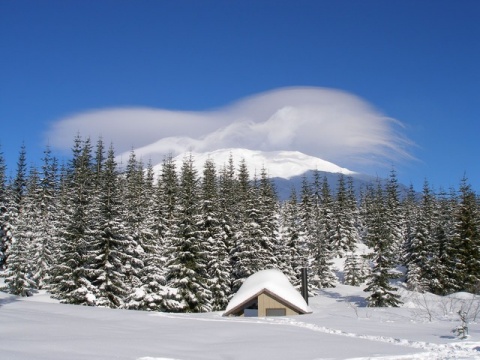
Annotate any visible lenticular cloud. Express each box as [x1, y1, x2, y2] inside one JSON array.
[[45, 87, 413, 169]]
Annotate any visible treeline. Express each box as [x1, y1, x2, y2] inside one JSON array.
[[0, 137, 479, 311]]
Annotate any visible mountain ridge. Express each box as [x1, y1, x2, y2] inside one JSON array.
[[150, 148, 405, 201], [162, 148, 355, 180]]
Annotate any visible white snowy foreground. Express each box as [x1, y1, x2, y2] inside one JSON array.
[[1, 285, 480, 360]]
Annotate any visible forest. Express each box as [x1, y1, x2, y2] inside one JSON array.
[[0, 136, 479, 312]]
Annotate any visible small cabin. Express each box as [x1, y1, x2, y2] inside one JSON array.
[[223, 269, 312, 317]]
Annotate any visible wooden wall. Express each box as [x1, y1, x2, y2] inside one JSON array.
[[258, 293, 299, 316]]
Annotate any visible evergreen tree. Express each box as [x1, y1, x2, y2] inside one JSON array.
[[2, 165, 39, 296], [384, 169, 404, 265], [406, 180, 434, 292], [230, 159, 258, 292], [122, 150, 147, 292], [343, 254, 368, 286], [155, 155, 178, 253], [30, 146, 58, 289], [89, 145, 130, 308], [332, 174, 359, 256], [0, 145, 8, 267], [309, 173, 337, 289], [2, 144, 28, 266], [199, 158, 230, 311], [401, 184, 418, 279], [12, 143, 28, 210], [431, 187, 460, 294], [452, 176, 480, 293], [125, 160, 179, 311], [217, 155, 237, 296], [50, 137, 98, 305], [279, 188, 304, 287], [256, 167, 279, 270], [363, 182, 402, 307], [166, 155, 211, 312], [297, 175, 314, 289]]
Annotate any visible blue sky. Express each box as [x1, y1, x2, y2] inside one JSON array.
[[1, 0, 479, 192]]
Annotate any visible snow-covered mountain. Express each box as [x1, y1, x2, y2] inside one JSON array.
[[151, 148, 411, 201], [153, 148, 356, 180]]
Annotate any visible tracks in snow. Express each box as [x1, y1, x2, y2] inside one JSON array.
[[263, 316, 480, 359], [155, 312, 480, 359]]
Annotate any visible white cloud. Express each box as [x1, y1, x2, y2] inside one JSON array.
[[45, 86, 414, 170]]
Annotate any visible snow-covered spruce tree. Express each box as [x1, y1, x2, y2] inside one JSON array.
[[343, 254, 368, 286], [199, 158, 231, 311], [332, 174, 359, 257], [122, 151, 148, 293], [30, 146, 58, 290], [217, 155, 237, 297], [401, 185, 418, 283], [2, 144, 28, 268], [297, 175, 315, 291], [50, 136, 98, 305], [2, 165, 40, 296], [257, 167, 280, 270], [2, 232, 36, 296], [452, 176, 480, 293], [230, 158, 255, 293], [165, 155, 212, 312], [89, 145, 131, 308], [430, 187, 459, 295], [231, 174, 266, 293], [279, 188, 304, 287], [309, 172, 337, 289], [124, 158, 161, 310], [405, 180, 435, 292], [155, 154, 178, 255], [126, 158, 181, 312], [363, 182, 402, 307], [0, 145, 8, 267], [384, 169, 405, 266]]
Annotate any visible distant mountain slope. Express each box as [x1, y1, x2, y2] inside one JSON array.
[[167, 148, 355, 179], [152, 148, 406, 201]]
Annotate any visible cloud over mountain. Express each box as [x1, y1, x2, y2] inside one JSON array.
[[45, 87, 413, 171]]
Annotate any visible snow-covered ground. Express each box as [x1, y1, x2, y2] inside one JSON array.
[[1, 284, 479, 360]]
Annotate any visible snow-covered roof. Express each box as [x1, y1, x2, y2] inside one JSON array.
[[224, 269, 312, 316]]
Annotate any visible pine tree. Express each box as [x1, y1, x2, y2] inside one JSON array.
[[343, 254, 368, 286], [199, 158, 231, 311], [124, 159, 176, 311], [122, 150, 147, 293], [401, 184, 418, 280], [406, 180, 434, 292], [256, 167, 280, 270], [166, 155, 211, 312], [50, 137, 98, 305], [384, 169, 404, 265], [452, 176, 480, 293], [230, 159, 258, 292], [2, 165, 39, 296], [297, 175, 314, 290], [363, 182, 402, 307], [309, 173, 337, 289], [2, 144, 28, 266], [155, 155, 178, 254], [279, 188, 304, 287], [0, 145, 8, 267], [30, 146, 58, 289], [431, 187, 459, 294], [332, 174, 359, 257], [89, 145, 130, 308], [217, 155, 237, 297]]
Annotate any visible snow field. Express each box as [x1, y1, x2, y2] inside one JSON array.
[[2, 283, 480, 360]]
